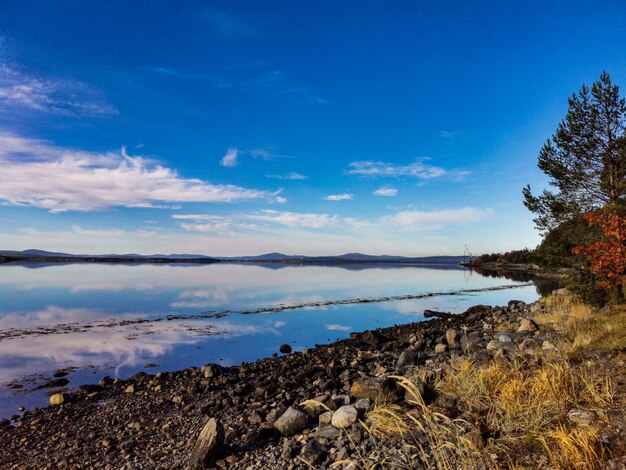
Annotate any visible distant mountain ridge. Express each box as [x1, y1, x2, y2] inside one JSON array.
[[0, 249, 465, 265]]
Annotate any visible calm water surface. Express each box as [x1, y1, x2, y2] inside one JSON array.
[[0, 262, 546, 416]]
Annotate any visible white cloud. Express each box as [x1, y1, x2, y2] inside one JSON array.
[[274, 196, 288, 203], [220, 147, 239, 167], [325, 193, 353, 201], [266, 172, 308, 180], [347, 160, 468, 180], [172, 214, 222, 221], [72, 226, 126, 237], [382, 207, 495, 230], [0, 133, 274, 212], [373, 187, 397, 197], [0, 60, 117, 116], [179, 221, 231, 233], [252, 210, 338, 228]]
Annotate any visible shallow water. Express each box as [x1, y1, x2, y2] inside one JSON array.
[[0, 262, 547, 416]]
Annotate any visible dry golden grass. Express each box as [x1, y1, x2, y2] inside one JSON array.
[[535, 290, 626, 357], [350, 376, 493, 470], [538, 425, 606, 470], [337, 290, 623, 469], [436, 357, 613, 441]]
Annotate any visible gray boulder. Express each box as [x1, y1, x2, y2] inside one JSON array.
[[274, 406, 308, 436]]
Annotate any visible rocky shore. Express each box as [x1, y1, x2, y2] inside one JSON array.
[[1, 291, 624, 469]]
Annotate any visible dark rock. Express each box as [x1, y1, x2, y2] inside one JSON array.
[[279, 344, 292, 354], [281, 439, 298, 461], [423, 309, 451, 319], [266, 405, 287, 426], [357, 329, 386, 346], [130, 371, 150, 383], [350, 377, 399, 404], [316, 424, 340, 440], [299, 440, 327, 465], [77, 384, 103, 394], [99, 376, 114, 386], [397, 349, 417, 367]]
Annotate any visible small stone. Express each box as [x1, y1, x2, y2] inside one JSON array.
[[495, 333, 512, 343], [299, 440, 327, 465], [274, 406, 308, 436], [188, 418, 225, 470], [354, 398, 371, 416], [486, 340, 501, 351], [99, 376, 114, 386], [542, 340, 557, 352], [358, 330, 385, 345], [567, 409, 596, 426], [201, 364, 223, 379], [125, 384, 135, 394], [281, 439, 298, 461], [49, 393, 65, 406], [434, 343, 447, 354], [279, 344, 292, 354], [445, 329, 458, 346], [302, 395, 334, 416], [518, 318, 539, 333], [396, 349, 417, 367], [316, 424, 340, 440], [319, 411, 333, 426], [331, 405, 358, 429], [266, 405, 287, 426]]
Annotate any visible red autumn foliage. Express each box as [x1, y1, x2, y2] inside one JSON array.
[[572, 211, 626, 290]]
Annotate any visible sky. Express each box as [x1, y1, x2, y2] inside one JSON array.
[[1, 0, 625, 257]]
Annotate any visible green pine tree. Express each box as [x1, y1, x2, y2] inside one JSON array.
[[523, 72, 626, 232]]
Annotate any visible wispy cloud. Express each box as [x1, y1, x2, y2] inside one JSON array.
[[373, 187, 397, 197], [381, 207, 495, 231], [439, 130, 461, 141], [325, 193, 353, 201], [173, 206, 494, 235], [347, 160, 469, 180], [221, 147, 294, 168], [347, 160, 446, 179], [266, 171, 308, 180], [0, 133, 277, 212], [252, 210, 338, 228], [220, 147, 239, 167], [0, 60, 117, 117]]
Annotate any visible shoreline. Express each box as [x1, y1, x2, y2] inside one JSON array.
[[5, 290, 622, 469], [464, 261, 569, 281]]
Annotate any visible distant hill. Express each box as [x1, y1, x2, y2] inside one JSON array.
[[0, 249, 466, 265], [219, 252, 466, 265], [0, 249, 218, 264]]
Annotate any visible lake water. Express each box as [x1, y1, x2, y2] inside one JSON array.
[[0, 262, 549, 416]]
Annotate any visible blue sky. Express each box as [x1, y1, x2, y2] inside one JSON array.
[[1, 0, 625, 256]]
